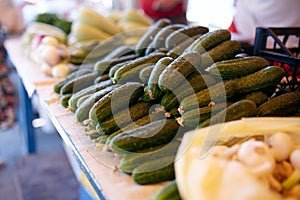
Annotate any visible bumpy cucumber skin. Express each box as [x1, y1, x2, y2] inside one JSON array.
[[60, 72, 99, 95], [68, 79, 113, 111], [179, 81, 238, 113], [119, 141, 180, 174], [139, 65, 155, 84], [235, 66, 285, 95], [60, 94, 72, 108], [158, 51, 201, 92], [258, 91, 300, 116], [96, 101, 152, 135], [53, 69, 93, 94], [152, 24, 186, 50], [185, 29, 231, 54], [206, 56, 270, 80], [110, 119, 180, 153], [74, 84, 119, 122], [89, 82, 144, 123], [198, 40, 242, 71], [167, 34, 200, 59], [135, 18, 171, 56], [241, 91, 268, 106], [108, 60, 131, 78], [148, 57, 174, 100], [165, 26, 209, 50], [113, 52, 165, 84], [200, 99, 258, 128], [131, 156, 175, 185]]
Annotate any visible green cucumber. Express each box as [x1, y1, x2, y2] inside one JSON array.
[[185, 29, 231, 54], [152, 24, 186, 50], [158, 51, 201, 92], [205, 56, 269, 80], [94, 54, 138, 74], [113, 52, 165, 84], [179, 81, 238, 113], [200, 99, 258, 128], [167, 34, 200, 59], [93, 74, 110, 84], [60, 94, 72, 108], [105, 111, 166, 146], [148, 57, 174, 100], [110, 119, 180, 153], [53, 69, 93, 94], [150, 180, 181, 200], [60, 72, 99, 95], [119, 141, 180, 174], [132, 156, 175, 185], [74, 84, 119, 122], [76, 94, 91, 108], [258, 91, 300, 116], [89, 82, 144, 123], [161, 74, 217, 110], [165, 26, 209, 50], [241, 91, 268, 106], [135, 18, 171, 56], [234, 66, 285, 95], [198, 40, 242, 71], [108, 60, 131, 78], [96, 101, 152, 135], [68, 79, 113, 111], [139, 65, 155, 84], [178, 102, 228, 128]]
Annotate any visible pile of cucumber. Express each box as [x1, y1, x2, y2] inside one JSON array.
[[53, 18, 300, 199]]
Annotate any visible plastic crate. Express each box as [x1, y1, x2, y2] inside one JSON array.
[[253, 27, 300, 92]]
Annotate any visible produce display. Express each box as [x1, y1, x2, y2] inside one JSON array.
[[22, 10, 300, 199], [20, 7, 153, 78]]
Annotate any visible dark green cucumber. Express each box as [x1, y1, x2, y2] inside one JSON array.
[[102, 45, 135, 60], [110, 119, 180, 153], [105, 111, 166, 146], [94, 54, 138, 74], [179, 80, 238, 113], [116, 63, 155, 84], [76, 94, 91, 108], [166, 107, 181, 118], [74, 84, 119, 122], [119, 141, 180, 174], [108, 60, 131, 78], [235, 66, 285, 95], [148, 57, 174, 100], [88, 132, 101, 140], [139, 65, 155, 84], [53, 69, 93, 94], [93, 74, 110, 84], [200, 99, 258, 128], [113, 52, 165, 84], [89, 82, 144, 123], [96, 135, 109, 144], [68, 79, 113, 111], [178, 102, 228, 128], [96, 101, 152, 135], [60, 72, 99, 95], [60, 94, 72, 108], [132, 156, 175, 185], [161, 74, 217, 110], [198, 40, 242, 71], [165, 26, 209, 50], [205, 56, 269, 80], [167, 34, 200, 59], [152, 24, 186, 50], [150, 180, 181, 200], [241, 91, 268, 106], [258, 91, 300, 116], [158, 51, 201, 92], [141, 86, 152, 102], [185, 29, 231, 54], [135, 18, 171, 56]]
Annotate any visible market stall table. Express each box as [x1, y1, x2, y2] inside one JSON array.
[[5, 37, 167, 200]]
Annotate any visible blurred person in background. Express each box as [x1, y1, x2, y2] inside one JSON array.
[[139, 0, 188, 24], [229, 0, 300, 55]]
